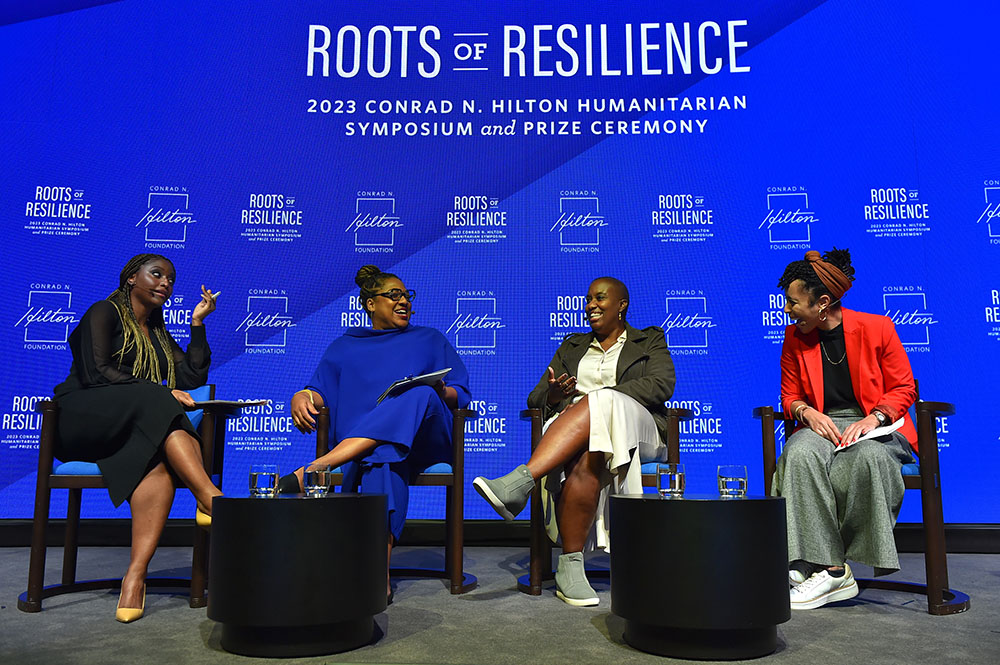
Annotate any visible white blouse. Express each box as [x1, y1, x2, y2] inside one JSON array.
[[573, 329, 628, 401]]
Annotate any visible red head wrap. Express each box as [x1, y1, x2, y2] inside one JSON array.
[[804, 251, 852, 300]]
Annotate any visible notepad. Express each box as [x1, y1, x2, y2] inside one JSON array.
[[189, 399, 269, 409], [376, 368, 451, 404]]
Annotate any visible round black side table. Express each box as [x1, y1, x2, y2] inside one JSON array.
[[207, 493, 388, 657], [610, 494, 790, 660]]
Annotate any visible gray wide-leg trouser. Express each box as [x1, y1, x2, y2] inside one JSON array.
[[773, 409, 914, 572]]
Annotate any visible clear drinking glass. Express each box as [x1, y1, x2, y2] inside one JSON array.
[[249, 464, 278, 498], [717, 464, 748, 498], [657, 463, 685, 498], [303, 464, 332, 498]]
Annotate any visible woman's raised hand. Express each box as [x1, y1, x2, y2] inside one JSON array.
[[546, 367, 579, 405], [171, 389, 196, 408], [291, 390, 319, 433], [191, 285, 218, 325]]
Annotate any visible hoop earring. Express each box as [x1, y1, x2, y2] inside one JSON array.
[[818, 306, 827, 322]]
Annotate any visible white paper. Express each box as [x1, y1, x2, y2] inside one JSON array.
[[836, 417, 904, 451]]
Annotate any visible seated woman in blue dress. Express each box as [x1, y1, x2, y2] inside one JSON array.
[[284, 265, 471, 597]]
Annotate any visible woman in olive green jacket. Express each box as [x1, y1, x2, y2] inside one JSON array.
[[474, 277, 675, 606]]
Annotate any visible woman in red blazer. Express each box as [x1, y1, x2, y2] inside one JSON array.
[[774, 248, 917, 610]]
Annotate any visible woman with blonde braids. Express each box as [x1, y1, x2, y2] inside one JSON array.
[[53, 254, 220, 622]]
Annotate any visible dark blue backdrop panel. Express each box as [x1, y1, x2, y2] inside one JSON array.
[[1, 0, 996, 524]]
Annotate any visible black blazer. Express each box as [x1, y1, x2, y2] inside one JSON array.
[[527, 324, 676, 441]]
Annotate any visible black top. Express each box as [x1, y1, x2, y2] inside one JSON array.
[[55, 299, 209, 395], [53, 299, 211, 505], [818, 323, 859, 412]]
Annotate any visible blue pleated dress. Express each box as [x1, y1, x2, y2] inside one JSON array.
[[305, 325, 470, 539]]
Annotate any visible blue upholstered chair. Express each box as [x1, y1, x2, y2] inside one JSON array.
[[315, 405, 478, 593], [517, 406, 694, 595], [753, 396, 970, 615], [18, 385, 227, 612]]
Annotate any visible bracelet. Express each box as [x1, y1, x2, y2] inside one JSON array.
[[793, 403, 810, 421], [295, 389, 315, 405]]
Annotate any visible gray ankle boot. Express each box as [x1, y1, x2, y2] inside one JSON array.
[[555, 552, 599, 607], [472, 464, 534, 520]]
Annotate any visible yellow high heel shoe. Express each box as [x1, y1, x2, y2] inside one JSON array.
[[195, 508, 212, 528], [116, 584, 146, 623]]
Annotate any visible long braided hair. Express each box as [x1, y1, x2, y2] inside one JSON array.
[[107, 254, 178, 388]]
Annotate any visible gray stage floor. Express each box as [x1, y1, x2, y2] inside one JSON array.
[[1, 546, 997, 664]]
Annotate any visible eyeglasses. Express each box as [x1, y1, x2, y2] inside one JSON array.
[[375, 289, 416, 302]]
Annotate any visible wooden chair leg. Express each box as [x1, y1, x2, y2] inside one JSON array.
[[446, 485, 464, 594], [19, 486, 52, 613], [190, 527, 209, 608], [62, 488, 82, 586], [525, 481, 551, 595]]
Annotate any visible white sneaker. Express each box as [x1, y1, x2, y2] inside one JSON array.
[[788, 561, 813, 586], [789, 564, 859, 610], [789, 569, 808, 586]]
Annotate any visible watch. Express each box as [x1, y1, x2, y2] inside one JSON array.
[[871, 410, 887, 427]]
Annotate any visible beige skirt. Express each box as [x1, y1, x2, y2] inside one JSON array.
[[541, 388, 664, 552]]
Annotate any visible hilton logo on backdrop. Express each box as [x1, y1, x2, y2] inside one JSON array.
[[138, 186, 198, 248], [15, 284, 78, 350], [237, 290, 297, 354], [759, 187, 818, 249], [348, 192, 402, 252], [552, 191, 607, 252], [882, 287, 937, 352], [976, 181, 1000, 243], [447, 291, 505, 356], [662, 291, 716, 355]]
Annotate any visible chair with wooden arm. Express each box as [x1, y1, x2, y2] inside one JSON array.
[[516, 406, 694, 595], [18, 384, 233, 612], [752, 395, 970, 615], [315, 405, 477, 594]]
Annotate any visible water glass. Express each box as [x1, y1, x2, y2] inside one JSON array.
[[303, 464, 332, 498], [656, 463, 685, 498], [249, 464, 278, 498], [717, 464, 748, 498]]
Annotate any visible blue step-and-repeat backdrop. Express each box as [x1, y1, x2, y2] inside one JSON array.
[[2, 1, 998, 524]]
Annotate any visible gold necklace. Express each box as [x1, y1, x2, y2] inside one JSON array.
[[820, 341, 847, 365]]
